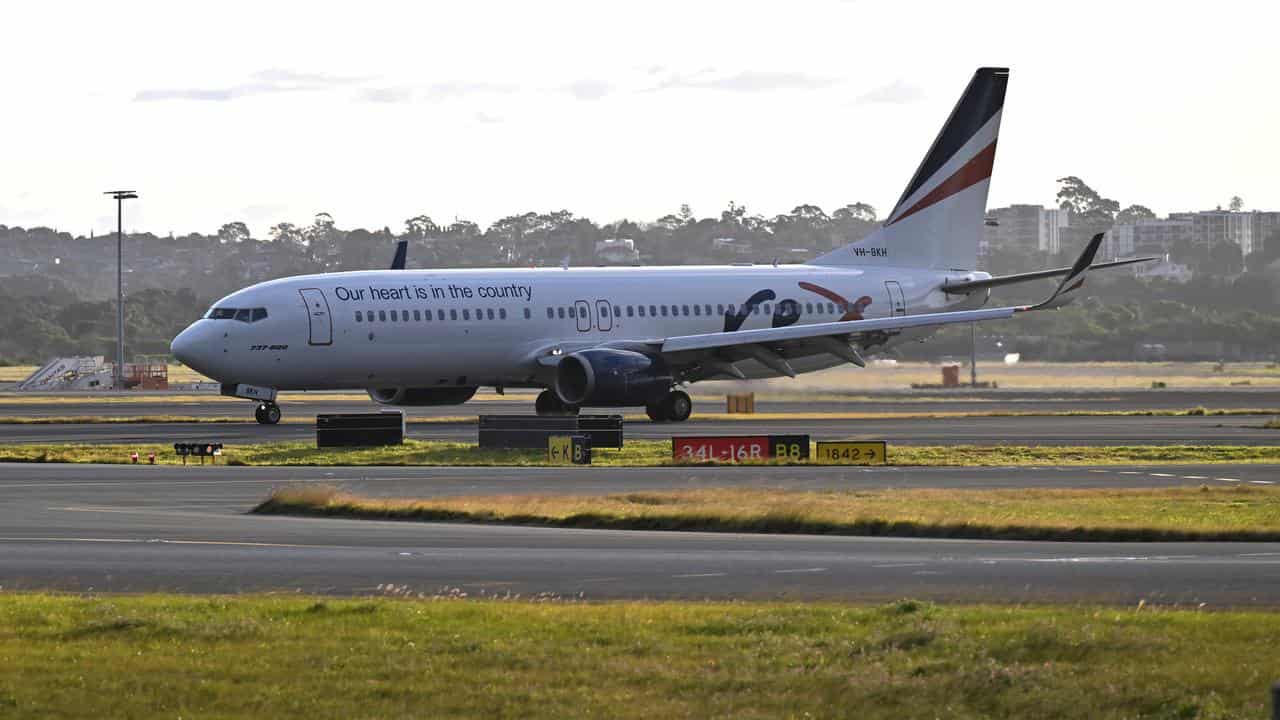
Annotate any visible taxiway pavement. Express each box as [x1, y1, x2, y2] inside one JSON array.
[[1, 461, 1277, 604]]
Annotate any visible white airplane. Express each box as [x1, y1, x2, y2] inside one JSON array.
[[171, 67, 1150, 425]]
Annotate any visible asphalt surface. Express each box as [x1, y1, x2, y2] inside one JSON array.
[[2, 462, 1279, 604], [2, 413, 1275, 446], [2, 387, 1278, 419]]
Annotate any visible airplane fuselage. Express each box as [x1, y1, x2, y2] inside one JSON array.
[[172, 263, 989, 394]]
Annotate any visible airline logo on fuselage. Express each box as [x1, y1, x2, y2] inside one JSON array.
[[722, 282, 873, 332]]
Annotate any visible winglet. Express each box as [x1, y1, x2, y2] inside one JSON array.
[[1020, 232, 1104, 312], [390, 240, 408, 270]]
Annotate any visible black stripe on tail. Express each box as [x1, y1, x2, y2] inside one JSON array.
[[892, 67, 1008, 213]]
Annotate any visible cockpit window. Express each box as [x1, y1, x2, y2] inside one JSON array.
[[206, 307, 269, 322]]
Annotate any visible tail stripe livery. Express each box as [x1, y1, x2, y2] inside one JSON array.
[[890, 68, 1008, 216], [887, 140, 997, 227], [811, 67, 1009, 272]]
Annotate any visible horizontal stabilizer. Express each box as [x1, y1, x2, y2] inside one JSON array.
[[943, 252, 1159, 294]]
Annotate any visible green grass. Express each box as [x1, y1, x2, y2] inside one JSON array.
[[0, 594, 1276, 719], [2, 439, 1280, 467], [256, 484, 1280, 542]]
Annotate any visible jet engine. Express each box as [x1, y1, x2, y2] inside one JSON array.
[[554, 349, 672, 406], [368, 387, 478, 406]]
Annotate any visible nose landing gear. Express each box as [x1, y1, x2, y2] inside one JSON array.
[[254, 402, 282, 425]]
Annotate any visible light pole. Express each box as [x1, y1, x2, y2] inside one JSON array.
[[970, 322, 978, 387], [104, 190, 138, 389]]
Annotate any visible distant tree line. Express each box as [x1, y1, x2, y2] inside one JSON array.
[[0, 189, 1277, 365]]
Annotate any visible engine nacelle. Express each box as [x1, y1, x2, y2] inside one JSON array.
[[368, 386, 478, 406], [555, 349, 672, 406]]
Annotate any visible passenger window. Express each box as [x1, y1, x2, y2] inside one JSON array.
[[601, 306, 609, 318], [613, 305, 621, 317], [568, 307, 576, 319], [390, 310, 398, 321], [660, 306, 668, 317], [486, 308, 494, 320], [763, 303, 771, 314], [704, 304, 712, 316], [438, 309, 445, 321], [355, 311, 363, 322], [805, 303, 813, 314], [717, 304, 725, 315], [523, 308, 530, 319], [681, 305, 689, 316], [546, 308, 554, 319], [693, 305, 701, 316], [450, 309, 458, 321], [379, 310, 387, 322], [557, 307, 565, 319], [252, 308, 268, 322], [463, 309, 470, 321], [627, 306, 634, 317], [637, 306, 645, 317], [828, 303, 836, 314], [671, 305, 679, 316], [402, 310, 409, 322], [414, 310, 421, 321], [424, 309, 432, 322]]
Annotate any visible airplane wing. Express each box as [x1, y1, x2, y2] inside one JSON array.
[[531, 233, 1113, 381], [654, 306, 1017, 379], [654, 233, 1108, 380]]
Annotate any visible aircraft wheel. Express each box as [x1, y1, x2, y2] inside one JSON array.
[[660, 390, 692, 422], [535, 390, 579, 416], [255, 402, 281, 425]]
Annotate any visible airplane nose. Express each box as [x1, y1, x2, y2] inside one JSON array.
[[171, 322, 220, 379], [170, 326, 195, 366]]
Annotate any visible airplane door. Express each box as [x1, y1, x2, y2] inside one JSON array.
[[885, 281, 907, 316], [574, 300, 592, 332], [299, 288, 333, 345], [596, 300, 613, 331]]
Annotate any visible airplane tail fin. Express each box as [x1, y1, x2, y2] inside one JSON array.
[[812, 67, 1008, 271]]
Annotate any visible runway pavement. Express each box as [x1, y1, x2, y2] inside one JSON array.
[[2, 412, 1276, 445], [1, 387, 1277, 420], [1, 461, 1279, 604]]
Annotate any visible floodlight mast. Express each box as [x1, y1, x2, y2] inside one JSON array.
[[103, 190, 138, 390]]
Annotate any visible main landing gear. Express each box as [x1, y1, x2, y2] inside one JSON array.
[[254, 402, 282, 425], [646, 389, 692, 423], [535, 390, 579, 416], [534, 388, 692, 422]]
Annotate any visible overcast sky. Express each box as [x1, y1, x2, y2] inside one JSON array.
[[3, 0, 1277, 237]]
